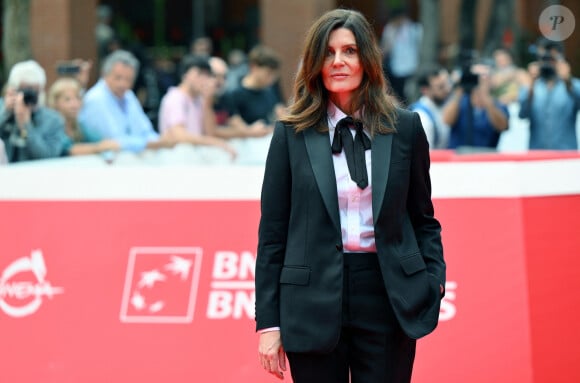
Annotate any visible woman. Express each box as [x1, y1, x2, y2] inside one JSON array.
[[255, 9, 445, 383], [48, 77, 120, 156]]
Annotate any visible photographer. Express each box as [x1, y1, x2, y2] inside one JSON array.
[[518, 38, 580, 150], [442, 62, 509, 150], [0, 60, 67, 163]]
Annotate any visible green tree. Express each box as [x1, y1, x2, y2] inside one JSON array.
[[2, 0, 32, 78]]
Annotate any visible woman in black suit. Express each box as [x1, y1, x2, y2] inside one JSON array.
[[255, 8, 445, 383]]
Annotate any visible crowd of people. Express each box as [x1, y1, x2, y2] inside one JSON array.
[[381, 8, 579, 152], [404, 37, 579, 152], [1, 9, 579, 166], [0, 41, 285, 165]]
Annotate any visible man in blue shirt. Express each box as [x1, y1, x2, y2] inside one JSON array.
[[442, 64, 509, 150], [80, 50, 172, 153], [518, 39, 580, 150]]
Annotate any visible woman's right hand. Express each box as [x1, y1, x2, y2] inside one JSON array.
[[258, 330, 286, 380]]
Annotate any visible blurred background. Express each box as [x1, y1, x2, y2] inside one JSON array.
[[1, 0, 578, 104]]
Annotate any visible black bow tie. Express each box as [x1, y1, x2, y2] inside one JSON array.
[[331, 116, 371, 189]]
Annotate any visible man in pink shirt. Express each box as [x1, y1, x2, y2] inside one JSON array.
[[158, 55, 236, 158]]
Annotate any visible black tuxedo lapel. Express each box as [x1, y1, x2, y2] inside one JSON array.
[[304, 127, 341, 232], [371, 133, 393, 225]]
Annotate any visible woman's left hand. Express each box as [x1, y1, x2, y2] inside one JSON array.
[[258, 330, 286, 380]]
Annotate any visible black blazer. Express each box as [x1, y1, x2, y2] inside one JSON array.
[[255, 108, 445, 353]]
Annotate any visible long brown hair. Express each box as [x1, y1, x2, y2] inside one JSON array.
[[281, 8, 397, 135]]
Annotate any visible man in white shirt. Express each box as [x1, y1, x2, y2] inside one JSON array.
[[410, 66, 452, 149]]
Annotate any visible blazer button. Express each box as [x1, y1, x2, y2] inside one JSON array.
[[336, 244, 343, 251]]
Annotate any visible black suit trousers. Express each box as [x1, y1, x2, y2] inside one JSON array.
[[286, 253, 416, 383]]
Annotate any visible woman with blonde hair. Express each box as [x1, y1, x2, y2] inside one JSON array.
[[48, 77, 120, 155]]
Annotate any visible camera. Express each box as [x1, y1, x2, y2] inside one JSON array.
[[459, 70, 479, 93], [56, 61, 81, 76], [20, 87, 39, 107], [538, 53, 556, 79], [457, 49, 479, 93]]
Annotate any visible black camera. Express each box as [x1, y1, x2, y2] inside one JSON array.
[[457, 49, 479, 93], [459, 70, 479, 92], [538, 53, 556, 79], [20, 87, 39, 106], [56, 62, 81, 76]]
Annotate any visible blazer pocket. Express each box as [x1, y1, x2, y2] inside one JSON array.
[[390, 158, 410, 165], [280, 266, 311, 285], [399, 253, 427, 275]]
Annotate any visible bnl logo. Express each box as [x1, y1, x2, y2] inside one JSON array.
[[120, 247, 203, 324]]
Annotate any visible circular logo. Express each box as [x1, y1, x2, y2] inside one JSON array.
[[0, 250, 64, 318], [538, 5, 575, 42]]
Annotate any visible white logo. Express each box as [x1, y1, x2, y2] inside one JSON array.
[[0, 249, 64, 318], [207, 251, 256, 319], [439, 281, 457, 321], [120, 247, 203, 324], [539, 5, 575, 42]]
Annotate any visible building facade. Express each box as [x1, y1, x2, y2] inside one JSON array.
[[20, 0, 580, 101]]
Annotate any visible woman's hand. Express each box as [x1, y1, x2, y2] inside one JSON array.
[[258, 330, 286, 380]]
